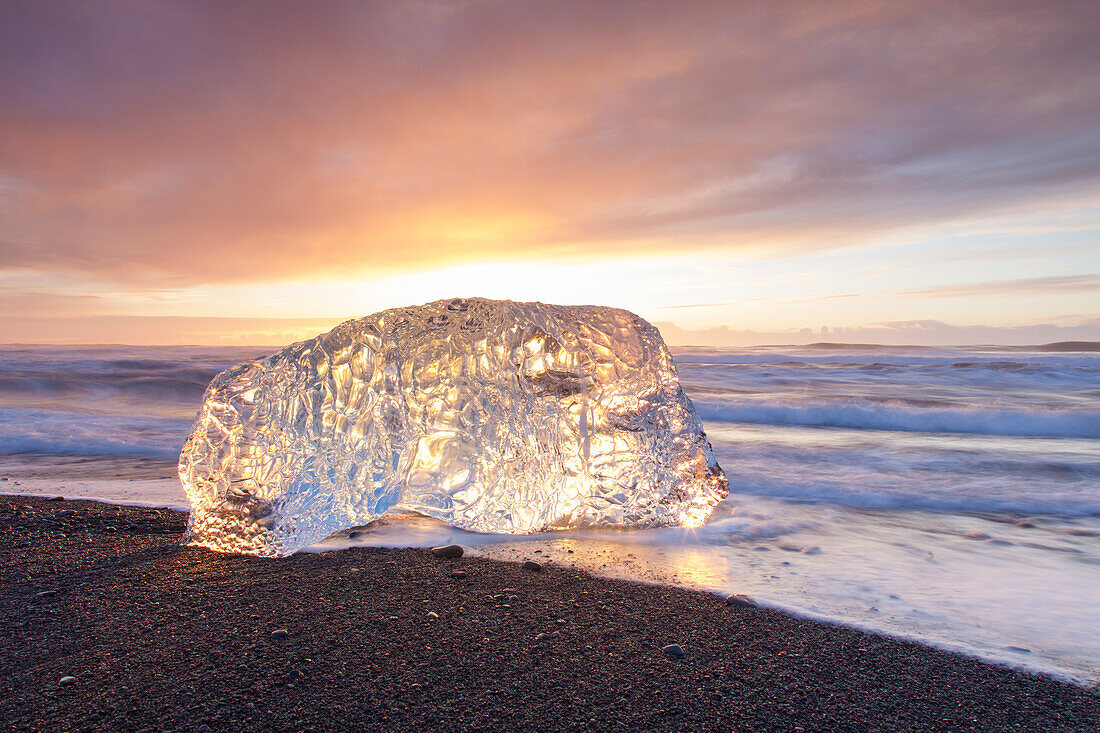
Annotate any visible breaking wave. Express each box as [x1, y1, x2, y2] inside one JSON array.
[[695, 399, 1100, 439]]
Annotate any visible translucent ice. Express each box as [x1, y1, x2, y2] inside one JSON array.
[[179, 298, 728, 556]]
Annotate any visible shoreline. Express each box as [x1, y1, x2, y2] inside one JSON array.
[[7, 478, 1098, 684], [2, 495, 1098, 731]]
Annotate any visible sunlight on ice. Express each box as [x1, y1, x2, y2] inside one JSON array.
[[179, 298, 728, 556]]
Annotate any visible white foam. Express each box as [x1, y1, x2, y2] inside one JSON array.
[[308, 498, 1100, 685], [695, 398, 1100, 439]]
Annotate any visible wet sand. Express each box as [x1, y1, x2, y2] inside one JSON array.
[[2, 495, 1097, 732]]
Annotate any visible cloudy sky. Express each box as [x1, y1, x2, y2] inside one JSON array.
[[2, 0, 1098, 345]]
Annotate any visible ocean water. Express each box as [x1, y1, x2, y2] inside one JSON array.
[[1, 344, 1098, 683]]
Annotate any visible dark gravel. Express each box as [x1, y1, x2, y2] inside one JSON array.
[[1, 495, 1097, 732]]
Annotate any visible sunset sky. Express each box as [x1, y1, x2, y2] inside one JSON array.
[[2, 0, 1098, 346]]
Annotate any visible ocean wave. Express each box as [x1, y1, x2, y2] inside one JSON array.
[[0, 408, 187, 460], [674, 351, 1100, 368], [724, 478, 1100, 517], [705, 437, 1100, 516], [0, 370, 216, 402], [695, 398, 1100, 439]]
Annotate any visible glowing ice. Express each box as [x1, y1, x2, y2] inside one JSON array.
[[179, 298, 728, 556]]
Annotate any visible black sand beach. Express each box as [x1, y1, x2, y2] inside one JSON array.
[[2, 495, 1097, 732]]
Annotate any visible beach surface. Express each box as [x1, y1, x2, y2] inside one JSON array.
[[3, 495, 1097, 732]]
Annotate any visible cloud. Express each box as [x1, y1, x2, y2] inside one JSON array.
[[2, 310, 1097, 346], [902, 274, 1100, 298], [0, 291, 106, 317], [655, 317, 1100, 347], [1, 0, 1098, 285], [0, 315, 343, 346]]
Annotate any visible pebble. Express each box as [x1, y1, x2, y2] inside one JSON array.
[[431, 544, 464, 558], [451, 570, 467, 579], [522, 560, 542, 571], [271, 629, 289, 638], [59, 676, 76, 686], [426, 611, 440, 619], [662, 644, 686, 659], [724, 594, 756, 608]]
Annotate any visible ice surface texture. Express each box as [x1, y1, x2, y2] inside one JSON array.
[[179, 298, 728, 556]]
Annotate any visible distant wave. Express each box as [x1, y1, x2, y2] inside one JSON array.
[[695, 399, 1100, 439], [674, 351, 1100, 368], [792, 341, 1100, 353], [801, 342, 926, 350], [0, 370, 215, 402], [1034, 341, 1100, 352]]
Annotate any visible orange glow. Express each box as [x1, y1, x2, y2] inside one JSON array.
[[0, 1, 1097, 345]]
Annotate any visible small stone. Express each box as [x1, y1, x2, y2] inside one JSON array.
[[451, 570, 467, 579], [47, 496, 65, 501], [59, 676, 76, 686], [427, 611, 440, 619], [348, 531, 362, 540], [431, 544, 464, 558], [271, 629, 289, 638], [724, 594, 756, 608], [522, 560, 542, 571], [662, 644, 685, 659]]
